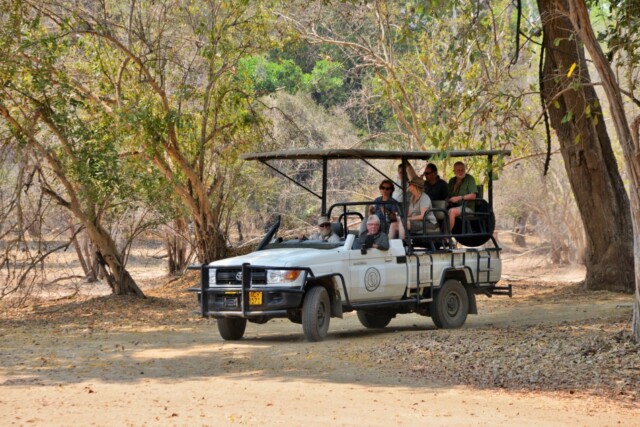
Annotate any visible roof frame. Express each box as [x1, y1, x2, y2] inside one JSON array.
[[242, 148, 512, 215]]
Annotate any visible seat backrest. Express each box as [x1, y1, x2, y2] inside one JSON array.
[[432, 200, 446, 221], [476, 184, 484, 199], [331, 222, 344, 238]]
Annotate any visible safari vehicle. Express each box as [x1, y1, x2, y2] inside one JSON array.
[[189, 149, 512, 341]]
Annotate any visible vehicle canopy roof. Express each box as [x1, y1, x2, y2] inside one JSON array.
[[242, 148, 511, 214], [241, 148, 510, 161]]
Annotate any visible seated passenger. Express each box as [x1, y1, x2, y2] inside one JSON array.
[[422, 163, 449, 201], [447, 161, 478, 230], [309, 216, 341, 243], [355, 215, 389, 251], [360, 179, 401, 236], [392, 162, 419, 203], [406, 177, 438, 235]]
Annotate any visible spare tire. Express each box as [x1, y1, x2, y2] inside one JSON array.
[[453, 199, 495, 247]]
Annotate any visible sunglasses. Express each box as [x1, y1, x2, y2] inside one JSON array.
[[319, 223, 331, 228], [379, 186, 393, 191]]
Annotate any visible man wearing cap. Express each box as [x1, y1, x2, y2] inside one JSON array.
[[309, 216, 341, 243], [406, 177, 438, 235]]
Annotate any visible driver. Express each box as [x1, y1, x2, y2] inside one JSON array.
[[308, 216, 341, 243]]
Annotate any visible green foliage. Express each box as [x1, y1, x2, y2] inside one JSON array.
[[303, 59, 346, 107], [289, 0, 538, 156], [599, 0, 640, 67], [238, 56, 304, 94], [237, 55, 345, 108]]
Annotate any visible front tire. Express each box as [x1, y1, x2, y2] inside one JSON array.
[[302, 287, 331, 342], [357, 310, 393, 329], [430, 279, 469, 329], [217, 318, 247, 340]]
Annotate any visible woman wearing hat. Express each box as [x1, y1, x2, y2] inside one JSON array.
[[309, 216, 341, 243], [406, 177, 438, 235]]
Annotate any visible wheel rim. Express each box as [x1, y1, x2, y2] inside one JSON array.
[[445, 292, 460, 317], [317, 302, 327, 327]]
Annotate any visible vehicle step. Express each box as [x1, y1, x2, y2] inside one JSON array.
[[491, 285, 513, 297], [478, 268, 494, 272]]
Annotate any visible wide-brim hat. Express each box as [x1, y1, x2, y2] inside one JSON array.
[[409, 177, 424, 190], [317, 216, 331, 225]]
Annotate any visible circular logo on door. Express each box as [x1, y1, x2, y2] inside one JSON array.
[[364, 267, 381, 292]]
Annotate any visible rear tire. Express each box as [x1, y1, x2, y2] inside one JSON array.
[[430, 279, 469, 329], [302, 287, 331, 342], [217, 318, 247, 340], [357, 310, 393, 329]]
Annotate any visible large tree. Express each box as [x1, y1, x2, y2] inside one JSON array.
[[558, 0, 640, 340], [535, 0, 635, 293], [24, 0, 280, 264], [0, 2, 146, 296]]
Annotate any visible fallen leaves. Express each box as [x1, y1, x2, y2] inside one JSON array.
[[365, 306, 639, 403]]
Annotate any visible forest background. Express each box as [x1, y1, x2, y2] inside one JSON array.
[[1, 0, 639, 340]]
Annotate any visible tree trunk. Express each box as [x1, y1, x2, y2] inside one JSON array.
[[512, 213, 527, 247], [89, 224, 144, 297], [561, 0, 640, 341], [537, 0, 634, 292], [82, 235, 100, 281], [67, 216, 93, 280], [236, 221, 244, 243], [193, 220, 228, 264], [166, 218, 189, 274]]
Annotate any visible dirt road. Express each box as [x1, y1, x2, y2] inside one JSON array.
[[1, 277, 638, 426]]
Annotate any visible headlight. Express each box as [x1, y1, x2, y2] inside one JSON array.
[[207, 268, 216, 286], [267, 269, 302, 285]]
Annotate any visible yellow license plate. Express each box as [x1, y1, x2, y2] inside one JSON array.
[[249, 291, 262, 305]]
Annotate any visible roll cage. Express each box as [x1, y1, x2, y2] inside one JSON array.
[[242, 148, 511, 251]]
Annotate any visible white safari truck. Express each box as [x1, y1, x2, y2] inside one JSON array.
[[190, 149, 512, 341]]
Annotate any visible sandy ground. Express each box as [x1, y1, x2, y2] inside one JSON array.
[[1, 253, 639, 426]]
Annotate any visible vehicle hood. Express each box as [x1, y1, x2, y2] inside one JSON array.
[[207, 247, 344, 268]]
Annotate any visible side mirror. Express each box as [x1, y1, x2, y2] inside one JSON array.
[[360, 247, 367, 255]]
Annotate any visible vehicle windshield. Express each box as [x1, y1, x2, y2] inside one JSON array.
[[265, 239, 343, 250]]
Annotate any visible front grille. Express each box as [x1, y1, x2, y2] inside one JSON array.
[[216, 268, 267, 285]]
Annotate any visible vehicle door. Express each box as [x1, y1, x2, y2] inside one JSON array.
[[348, 239, 407, 302]]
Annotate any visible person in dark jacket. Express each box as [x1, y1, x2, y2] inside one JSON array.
[[422, 163, 449, 201], [355, 215, 389, 251]]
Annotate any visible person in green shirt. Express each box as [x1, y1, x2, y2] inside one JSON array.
[[447, 161, 478, 231]]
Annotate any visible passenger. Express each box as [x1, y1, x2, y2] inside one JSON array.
[[422, 163, 449, 201], [406, 177, 438, 235], [368, 179, 404, 239], [392, 162, 419, 203], [308, 216, 341, 243], [356, 215, 389, 251], [447, 161, 478, 230]]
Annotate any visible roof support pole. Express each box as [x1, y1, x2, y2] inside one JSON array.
[[322, 157, 328, 215], [488, 155, 493, 209]]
